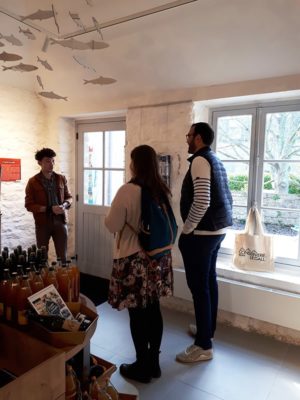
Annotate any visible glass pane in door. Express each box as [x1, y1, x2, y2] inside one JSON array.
[[84, 170, 103, 205], [105, 130, 126, 168], [84, 131, 103, 168], [104, 170, 125, 206]]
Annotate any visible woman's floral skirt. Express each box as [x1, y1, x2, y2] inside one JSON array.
[[108, 251, 173, 310]]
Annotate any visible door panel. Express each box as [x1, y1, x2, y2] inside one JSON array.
[[76, 119, 126, 278]]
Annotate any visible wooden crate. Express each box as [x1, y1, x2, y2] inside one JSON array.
[[0, 322, 65, 400], [29, 301, 98, 348]]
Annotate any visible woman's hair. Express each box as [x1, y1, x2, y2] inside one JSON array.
[[130, 145, 171, 201]]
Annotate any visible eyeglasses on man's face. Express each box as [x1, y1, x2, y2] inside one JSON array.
[[185, 133, 195, 140]]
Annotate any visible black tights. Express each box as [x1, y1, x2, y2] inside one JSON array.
[[128, 301, 163, 362]]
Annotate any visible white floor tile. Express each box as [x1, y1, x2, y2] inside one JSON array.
[[90, 302, 300, 400]]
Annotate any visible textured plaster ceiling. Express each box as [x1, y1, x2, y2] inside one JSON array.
[[0, 0, 299, 107]]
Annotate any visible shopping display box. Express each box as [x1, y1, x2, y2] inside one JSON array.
[[0, 322, 66, 400], [29, 301, 98, 348]]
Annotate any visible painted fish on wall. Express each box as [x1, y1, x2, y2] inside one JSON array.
[[73, 55, 96, 72], [50, 38, 109, 50], [19, 27, 36, 40], [0, 51, 23, 62], [2, 62, 38, 72], [38, 91, 68, 101], [21, 9, 55, 21], [69, 12, 85, 30], [37, 56, 53, 71], [36, 75, 44, 90], [92, 17, 103, 40], [83, 76, 116, 85], [0, 33, 22, 46]]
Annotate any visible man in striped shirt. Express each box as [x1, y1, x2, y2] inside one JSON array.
[[176, 122, 232, 363]]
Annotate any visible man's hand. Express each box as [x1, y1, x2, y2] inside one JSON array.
[[52, 205, 65, 215]]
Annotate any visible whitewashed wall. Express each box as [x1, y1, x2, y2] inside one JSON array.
[[0, 84, 75, 261], [126, 102, 194, 267]]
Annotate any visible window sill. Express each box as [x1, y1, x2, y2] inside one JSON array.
[[217, 256, 300, 295]]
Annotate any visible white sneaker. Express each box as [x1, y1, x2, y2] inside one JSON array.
[[188, 324, 197, 336], [176, 344, 213, 363]]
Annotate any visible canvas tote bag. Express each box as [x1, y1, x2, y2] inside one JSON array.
[[233, 207, 274, 272]]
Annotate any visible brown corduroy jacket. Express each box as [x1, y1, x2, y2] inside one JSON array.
[[25, 171, 72, 225]]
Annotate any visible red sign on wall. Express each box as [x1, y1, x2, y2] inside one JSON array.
[[0, 158, 21, 181]]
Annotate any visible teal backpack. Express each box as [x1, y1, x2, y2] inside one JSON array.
[[127, 186, 178, 260]]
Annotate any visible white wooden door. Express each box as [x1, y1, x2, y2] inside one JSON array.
[[76, 119, 126, 278]]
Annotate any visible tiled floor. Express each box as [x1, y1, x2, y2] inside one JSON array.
[[91, 302, 300, 400]]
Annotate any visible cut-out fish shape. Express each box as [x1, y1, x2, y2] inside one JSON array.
[[36, 75, 44, 90], [19, 26, 36, 40], [38, 91, 68, 101], [37, 56, 53, 71], [50, 38, 109, 50], [0, 33, 22, 46], [92, 17, 103, 40], [21, 9, 54, 21], [83, 76, 116, 85], [0, 51, 23, 62], [2, 62, 38, 72], [69, 12, 85, 30], [73, 55, 96, 72]]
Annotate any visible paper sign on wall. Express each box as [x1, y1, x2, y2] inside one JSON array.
[[0, 158, 21, 181]]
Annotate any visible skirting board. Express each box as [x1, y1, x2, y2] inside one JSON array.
[[172, 268, 300, 340]]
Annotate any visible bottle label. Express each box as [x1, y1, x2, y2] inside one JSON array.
[[18, 310, 28, 325]]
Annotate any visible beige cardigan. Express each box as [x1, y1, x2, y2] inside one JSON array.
[[105, 183, 142, 259]]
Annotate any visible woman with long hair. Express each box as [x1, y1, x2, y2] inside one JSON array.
[[105, 145, 174, 383]]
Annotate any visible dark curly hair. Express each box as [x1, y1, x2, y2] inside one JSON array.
[[192, 122, 215, 146], [35, 148, 56, 161]]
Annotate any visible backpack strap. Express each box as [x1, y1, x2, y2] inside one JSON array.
[[116, 221, 138, 250]]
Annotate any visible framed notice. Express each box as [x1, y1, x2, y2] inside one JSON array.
[[0, 158, 21, 181]]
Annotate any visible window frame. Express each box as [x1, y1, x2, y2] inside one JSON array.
[[209, 100, 300, 267]]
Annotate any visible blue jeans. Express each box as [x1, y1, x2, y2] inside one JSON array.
[[179, 233, 225, 350]]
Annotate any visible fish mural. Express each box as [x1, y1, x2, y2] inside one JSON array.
[[21, 5, 59, 33], [19, 27, 36, 40], [21, 9, 55, 21], [50, 38, 109, 50], [83, 76, 116, 85], [0, 51, 23, 62], [92, 17, 103, 40], [36, 75, 44, 90], [37, 56, 53, 71], [2, 63, 38, 72], [73, 55, 96, 72], [0, 33, 22, 46], [38, 91, 68, 101], [69, 12, 85, 31]]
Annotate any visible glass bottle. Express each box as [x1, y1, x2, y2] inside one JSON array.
[[0, 269, 11, 318], [39, 261, 49, 284], [44, 266, 59, 290], [16, 274, 32, 326], [70, 256, 80, 302], [31, 270, 45, 294], [57, 264, 71, 302], [65, 364, 79, 400], [66, 260, 75, 302], [5, 271, 20, 322]]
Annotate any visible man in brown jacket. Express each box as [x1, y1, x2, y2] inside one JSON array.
[[25, 148, 72, 262]]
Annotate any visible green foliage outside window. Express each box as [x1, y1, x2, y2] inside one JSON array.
[[228, 174, 300, 194]]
